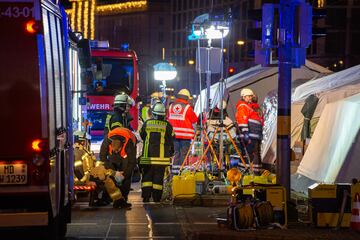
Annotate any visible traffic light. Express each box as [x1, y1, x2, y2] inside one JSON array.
[[247, 4, 277, 66], [228, 66, 236, 76]]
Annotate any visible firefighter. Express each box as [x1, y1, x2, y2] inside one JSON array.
[[235, 88, 263, 174], [101, 127, 137, 205], [140, 92, 162, 122], [167, 89, 198, 175], [104, 92, 134, 137], [139, 102, 174, 202], [89, 162, 131, 209]]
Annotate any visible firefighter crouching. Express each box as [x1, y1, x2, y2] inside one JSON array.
[[73, 131, 94, 185], [98, 127, 137, 208], [140, 102, 175, 202], [73, 132, 122, 207]]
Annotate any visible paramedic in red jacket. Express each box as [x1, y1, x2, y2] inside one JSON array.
[[168, 89, 198, 174], [235, 88, 264, 174]]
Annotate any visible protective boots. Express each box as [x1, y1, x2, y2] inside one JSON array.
[[113, 198, 132, 209]]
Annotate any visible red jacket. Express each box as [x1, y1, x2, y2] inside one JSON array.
[[168, 98, 198, 140], [235, 101, 263, 140]]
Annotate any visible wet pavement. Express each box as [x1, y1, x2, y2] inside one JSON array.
[[66, 184, 224, 240]]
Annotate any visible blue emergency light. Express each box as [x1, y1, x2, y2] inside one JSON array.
[[89, 40, 109, 49], [120, 43, 129, 51]]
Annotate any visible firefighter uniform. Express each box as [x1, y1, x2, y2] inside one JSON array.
[[168, 89, 198, 174], [103, 93, 134, 137], [102, 127, 137, 202], [235, 88, 263, 174], [140, 103, 174, 202]]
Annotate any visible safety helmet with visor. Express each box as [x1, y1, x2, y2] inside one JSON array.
[[151, 102, 166, 118]]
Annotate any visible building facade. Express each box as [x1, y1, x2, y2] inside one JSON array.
[[95, 0, 172, 98], [170, 0, 360, 95]]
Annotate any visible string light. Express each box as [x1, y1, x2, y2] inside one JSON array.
[[90, 0, 96, 39], [83, 0, 89, 38], [70, 2, 76, 31], [65, 0, 147, 40], [77, 1, 82, 32], [96, 1, 147, 15]]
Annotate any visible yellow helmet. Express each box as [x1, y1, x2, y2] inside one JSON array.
[[151, 92, 163, 99], [177, 89, 191, 99]]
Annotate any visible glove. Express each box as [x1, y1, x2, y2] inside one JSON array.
[[114, 171, 124, 184], [243, 133, 250, 143]]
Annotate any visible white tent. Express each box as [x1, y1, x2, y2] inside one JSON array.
[[194, 60, 331, 164], [293, 65, 360, 184], [194, 60, 331, 115]]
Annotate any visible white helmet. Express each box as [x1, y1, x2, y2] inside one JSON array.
[[152, 102, 166, 116], [240, 88, 254, 97], [114, 93, 129, 105]]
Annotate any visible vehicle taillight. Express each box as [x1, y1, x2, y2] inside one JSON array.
[[32, 139, 44, 152], [25, 20, 40, 34]]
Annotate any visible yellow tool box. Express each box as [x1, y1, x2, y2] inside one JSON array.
[[172, 171, 206, 198], [308, 183, 352, 227]]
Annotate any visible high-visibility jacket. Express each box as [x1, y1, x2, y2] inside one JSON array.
[[235, 100, 263, 140], [108, 128, 136, 158], [167, 98, 198, 140], [140, 119, 174, 166], [104, 128, 137, 179]]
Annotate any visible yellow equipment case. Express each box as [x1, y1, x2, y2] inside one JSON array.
[[308, 183, 352, 227]]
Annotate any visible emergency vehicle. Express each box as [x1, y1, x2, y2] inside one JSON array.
[[0, 0, 74, 236], [86, 41, 139, 144]]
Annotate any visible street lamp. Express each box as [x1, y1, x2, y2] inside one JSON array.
[[188, 10, 231, 175], [153, 62, 177, 100], [237, 40, 245, 46]]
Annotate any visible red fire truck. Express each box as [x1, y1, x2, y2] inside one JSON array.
[[86, 41, 139, 143], [0, 0, 74, 236]]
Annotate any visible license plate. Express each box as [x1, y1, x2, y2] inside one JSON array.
[[0, 163, 27, 184]]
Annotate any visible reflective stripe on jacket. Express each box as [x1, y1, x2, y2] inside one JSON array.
[[167, 98, 198, 140], [140, 119, 174, 165], [108, 128, 136, 158], [235, 101, 263, 140]]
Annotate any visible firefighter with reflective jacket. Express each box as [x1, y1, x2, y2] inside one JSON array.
[[167, 89, 198, 175], [104, 92, 134, 137], [235, 88, 264, 174], [101, 127, 137, 207], [140, 102, 174, 202]]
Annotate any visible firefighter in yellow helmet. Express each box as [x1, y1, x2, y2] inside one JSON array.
[[140, 102, 174, 202], [167, 89, 198, 175], [141, 92, 162, 122]]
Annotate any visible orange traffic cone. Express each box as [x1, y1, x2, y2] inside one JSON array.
[[350, 193, 360, 231]]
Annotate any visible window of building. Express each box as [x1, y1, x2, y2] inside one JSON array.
[[159, 16, 164, 25], [352, 33, 360, 54], [352, 9, 360, 30], [172, 15, 176, 29], [325, 33, 345, 54], [326, 8, 346, 28], [159, 32, 164, 42], [177, 14, 181, 29]]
